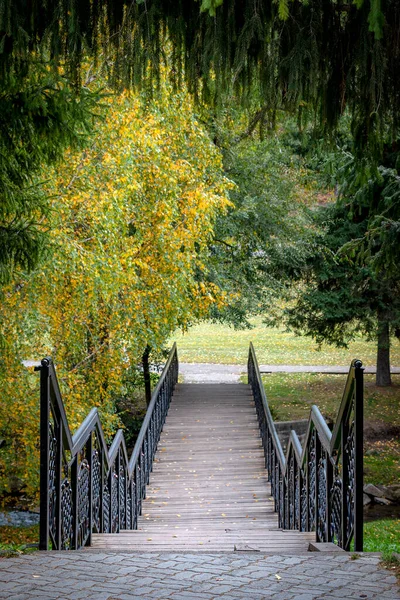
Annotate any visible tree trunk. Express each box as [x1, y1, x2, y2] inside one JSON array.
[[376, 314, 391, 386], [142, 344, 152, 406]]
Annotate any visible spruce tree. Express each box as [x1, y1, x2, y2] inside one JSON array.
[[285, 202, 400, 386], [1, 0, 400, 279]]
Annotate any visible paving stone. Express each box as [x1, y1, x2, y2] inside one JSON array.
[[0, 552, 399, 600]]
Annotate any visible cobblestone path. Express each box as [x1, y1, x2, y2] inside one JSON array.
[[1, 551, 399, 600]]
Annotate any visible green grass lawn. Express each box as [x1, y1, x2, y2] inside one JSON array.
[[172, 318, 400, 366], [172, 320, 400, 488], [364, 519, 400, 554], [260, 373, 400, 424], [260, 372, 400, 486]]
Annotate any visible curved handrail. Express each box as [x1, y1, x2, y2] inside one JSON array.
[[38, 343, 179, 550], [299, 405, 332, 465], [330, 359, 362, 453], [248, 343, 364, 551], [248, 342, 286, 468], [129, 342, 177, 473]]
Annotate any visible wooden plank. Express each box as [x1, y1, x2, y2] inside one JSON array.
[[93, 383, 313, 553]]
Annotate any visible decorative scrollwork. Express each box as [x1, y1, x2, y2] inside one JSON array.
[[345, 421, 355, 543], [77, 458, 90, 547], [48, 422, 57, 545], [300, 475, 307, 531], [271, 451, 276, 504], [330, 476, 342, 547], [92, 447, 101, 533], [294, 466, 300, 530], [317, 452, 327, 542], [247, 347, 363, 552], [111, 467, 119, 533], [61, 478, 74, 550], [119, 462, 126, 530], [39, 346, 178, 551], [308, 431, 316, 531], [103, 482, 110, 533], [126, 486, 132, 530], [282, 474, 288, 529], [288, 453, 295, 529]]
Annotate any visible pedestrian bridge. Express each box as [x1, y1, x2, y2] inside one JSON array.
[[36, 344, 364, 553]]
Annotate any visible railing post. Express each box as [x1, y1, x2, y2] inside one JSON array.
[[38, 358, 51, 551], [354, 361, 364, 551]]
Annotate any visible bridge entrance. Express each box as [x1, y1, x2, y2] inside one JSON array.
[[36, 343, 363, 553], [92, 383, 313, 551]]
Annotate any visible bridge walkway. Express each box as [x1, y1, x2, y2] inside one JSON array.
[[92, 383, 314, 552]]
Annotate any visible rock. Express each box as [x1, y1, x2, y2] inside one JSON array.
[[373, 484, 399, 502], [364, 483, 385, 498], [386, 488, 400, 503], [0, 511, 40, 527], [363, 493, 372, 506], [374, 497, 393, 506]]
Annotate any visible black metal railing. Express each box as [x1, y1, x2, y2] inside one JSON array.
[[248, 343, 364, 551], [37, 343, 178, 550]]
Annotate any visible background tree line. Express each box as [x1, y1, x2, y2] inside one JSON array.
[[0, 0, 399, 501]]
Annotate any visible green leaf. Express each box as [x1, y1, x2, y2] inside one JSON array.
[[278, 0, 290, 21], [368, 0, 384, 40]]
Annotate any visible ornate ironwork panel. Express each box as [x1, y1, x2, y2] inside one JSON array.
[[61, 477, 74, 550], [77, 457, 90, 547], [102, 483, 110, 534], [48, 422, 57, 545], [317, 450, 327, 542], [330, 475, 342, 547], [111, 466, 119, 533], [119, 461, 126, 530], [248, 345, 363, 551], [39, 345, 178, 550], [300, 474, 307, 532], [288, 453, 295, 529], [126, 485, 132, 530], [308, 431, 316, 531], [345, 420, 355, 543], [294, 465, 300, 530], [92, 446, 101, 533]]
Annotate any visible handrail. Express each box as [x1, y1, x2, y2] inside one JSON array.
[[248, 344, 364, 551], [248, 343, 286, 469], [129, 342, 178, 474], [37, 343, 178, 550]]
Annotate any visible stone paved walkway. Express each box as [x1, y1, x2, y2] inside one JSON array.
[[1, 551, 399, 600]]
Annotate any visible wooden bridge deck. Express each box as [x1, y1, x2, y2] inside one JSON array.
[[92, 383, 314, 552]]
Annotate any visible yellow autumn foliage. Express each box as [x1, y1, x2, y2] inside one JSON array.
[[0, 87, 232, 501]]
